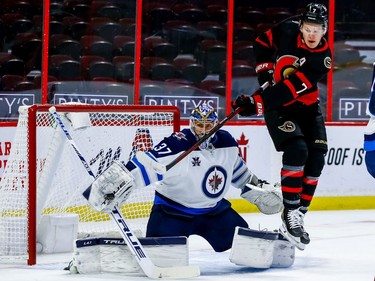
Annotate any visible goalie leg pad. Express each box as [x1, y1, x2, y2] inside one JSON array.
[[271, 233, 295, 268], [229, 227, 278, 268], [86, 161, 134, 212], [70, 236, 189, 275], [241, 182, 283, 215]]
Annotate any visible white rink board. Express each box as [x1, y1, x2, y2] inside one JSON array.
[[224, 124, 375, 198], [1, 124, 374, 198]]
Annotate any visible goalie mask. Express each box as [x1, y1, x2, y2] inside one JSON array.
[[190, 103, 218, 150]]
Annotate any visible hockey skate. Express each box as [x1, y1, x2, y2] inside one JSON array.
[[300, 232, 310, 245], [279, 208, 306, 250], [297, 210, 311, 245]]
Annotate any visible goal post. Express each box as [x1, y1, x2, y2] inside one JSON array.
[[0, 104, 180, 265]]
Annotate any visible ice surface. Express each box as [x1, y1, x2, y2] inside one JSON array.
[[1, 210, 374, 281]]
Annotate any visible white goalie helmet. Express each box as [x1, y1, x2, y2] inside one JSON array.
[[190, 103, 218, 149]]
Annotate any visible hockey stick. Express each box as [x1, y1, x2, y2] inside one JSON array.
[[49, 107, 200, 279], [136, 82, 270, 174]]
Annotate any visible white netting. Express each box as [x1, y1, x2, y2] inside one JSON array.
[[0, 105, 178, 263]]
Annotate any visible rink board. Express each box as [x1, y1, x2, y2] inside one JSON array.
[[0, 123, 374, 211]]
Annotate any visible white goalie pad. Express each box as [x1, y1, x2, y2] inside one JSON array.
[[229, 227, 278, 268], [86, 161, 134, 212], [272, 233, 295, 268], [229, 227, 295, 269], [241, 182, 283, 215], [69, 236, 189, 275]]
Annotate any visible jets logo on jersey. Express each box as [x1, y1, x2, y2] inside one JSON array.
[[202, 166, 227, 198], [274, 55, 306, 83], [278, 121, 296, 132]]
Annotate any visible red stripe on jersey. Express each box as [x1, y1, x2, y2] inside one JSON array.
[[282, 186, 303, 193], [297, 91, 319, 105], [283, 80, 299, 98], [255, 37, 270, 48], [256, 29, 274, 48], [265, 29, 273, 46], [295, 72, 313, 88]]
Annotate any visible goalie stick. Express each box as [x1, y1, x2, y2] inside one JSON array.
[[137, 82, 270, 174], [49, 106, 200, 279]]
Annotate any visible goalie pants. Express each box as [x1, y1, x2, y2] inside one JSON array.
[[146, 199, 248, 252]]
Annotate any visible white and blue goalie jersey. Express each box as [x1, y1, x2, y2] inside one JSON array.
[[125, 128, 253, 214]]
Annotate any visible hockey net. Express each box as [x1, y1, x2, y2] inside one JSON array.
[[0, 104, 180, 265]]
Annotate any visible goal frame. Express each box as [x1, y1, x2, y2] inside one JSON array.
[[21, 104, 180, 265]]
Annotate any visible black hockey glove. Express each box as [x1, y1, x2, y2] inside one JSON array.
[[257, 69, 274, 86], [231, 94, 264, 116], [255, 62, 274, 86]]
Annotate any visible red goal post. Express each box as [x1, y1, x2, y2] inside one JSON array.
[[0, 104, 180, 265]]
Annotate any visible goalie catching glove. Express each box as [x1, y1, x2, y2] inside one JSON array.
[[85, 161, 134, 213], [241, 176, 283, 215]]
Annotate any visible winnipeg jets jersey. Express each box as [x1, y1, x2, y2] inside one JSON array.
[[125, 128, 253, 214]]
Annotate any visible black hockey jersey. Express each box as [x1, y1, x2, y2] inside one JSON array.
[[254, 17, 332, 110]]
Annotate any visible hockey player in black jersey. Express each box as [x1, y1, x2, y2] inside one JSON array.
[[232, 3, 332, 250]]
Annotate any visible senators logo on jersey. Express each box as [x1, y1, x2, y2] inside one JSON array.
[[324, 56, 332, 69], [278, 121, 296, 132], [274, 55, 306, 83]]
